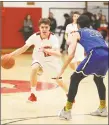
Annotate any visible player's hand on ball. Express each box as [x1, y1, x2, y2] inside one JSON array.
[[1, 54, 11, 60]]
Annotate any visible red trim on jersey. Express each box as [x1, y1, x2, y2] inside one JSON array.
[[36, 31, 40, 35], [40, 32, 51, 40], [36, 31, 53, 40]]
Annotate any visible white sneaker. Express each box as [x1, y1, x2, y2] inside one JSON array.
[[58, 108, 72, 120], [90, 108, 108, 117]]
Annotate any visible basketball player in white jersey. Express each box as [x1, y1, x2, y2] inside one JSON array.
[[65, 11, 85, 70], [3, 18, 69, 102]]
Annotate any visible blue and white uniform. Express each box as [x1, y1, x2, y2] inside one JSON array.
[[76, 28, 109, 77]]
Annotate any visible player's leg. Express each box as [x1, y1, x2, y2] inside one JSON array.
[[58, 72, 86, 120], [50, 59, 77, 103], [48, 61, 69, 94], [66, 72, 86, 109], [55, 78, 75, 103], [55, 78, 68, 94], [90, 75, 108, 116], [47, 61, 70, 98], [28, 62, 43, 102]]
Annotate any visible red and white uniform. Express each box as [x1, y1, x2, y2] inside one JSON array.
[[25, 32, 62, 77], [66, 23, 85, 62]]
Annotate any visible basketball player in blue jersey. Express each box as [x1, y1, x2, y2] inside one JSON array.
[[57, 15, 108, 120]]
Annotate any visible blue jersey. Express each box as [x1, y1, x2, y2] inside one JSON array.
[[78, 28, 108, 54], [76, 28, 108, 77]]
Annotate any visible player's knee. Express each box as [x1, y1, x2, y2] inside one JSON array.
[[70, 72, 85, 83], [31, 63, 40, 72], [70, 73, 78, 85]]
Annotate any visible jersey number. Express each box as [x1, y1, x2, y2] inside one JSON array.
[[44, 52, 51, 57], [43, 46, 52, 57]]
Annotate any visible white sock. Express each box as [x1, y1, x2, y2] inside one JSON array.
[[31, 87, 36, 94]]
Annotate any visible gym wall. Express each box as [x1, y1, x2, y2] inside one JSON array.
[[2, 7, 42, 48]]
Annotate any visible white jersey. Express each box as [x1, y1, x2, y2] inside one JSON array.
[[66, 23, 78, 34], [26, 32, 60, 63], [65, 23, 85, 62], [26, 32, 62, 76]]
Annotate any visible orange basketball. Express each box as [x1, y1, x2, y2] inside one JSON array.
[[1, 55, 15, 69]]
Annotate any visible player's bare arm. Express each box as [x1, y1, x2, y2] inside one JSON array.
[[9, 44, 30, 58], [57, 32, 80, 78]]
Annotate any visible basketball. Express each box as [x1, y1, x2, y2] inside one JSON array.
[[1, 55, 15, 69]]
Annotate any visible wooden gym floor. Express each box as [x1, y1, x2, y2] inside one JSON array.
[[1, 54, 108, 124]]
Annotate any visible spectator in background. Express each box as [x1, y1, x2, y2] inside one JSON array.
[[48, 12, 57, 33], [97, 15, 108, 41], [82, 8, 94, 26], [91, 13, 108, 30], [22, 14, 34, 41], [60, 13, 71, 53], [100, 15, 108, 28], [69, 11, 74, 23], [92, 14, 101, 30], [70, 11, 74, 17], [63, 13, 72, 30], [98, 12, 102, 20]]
